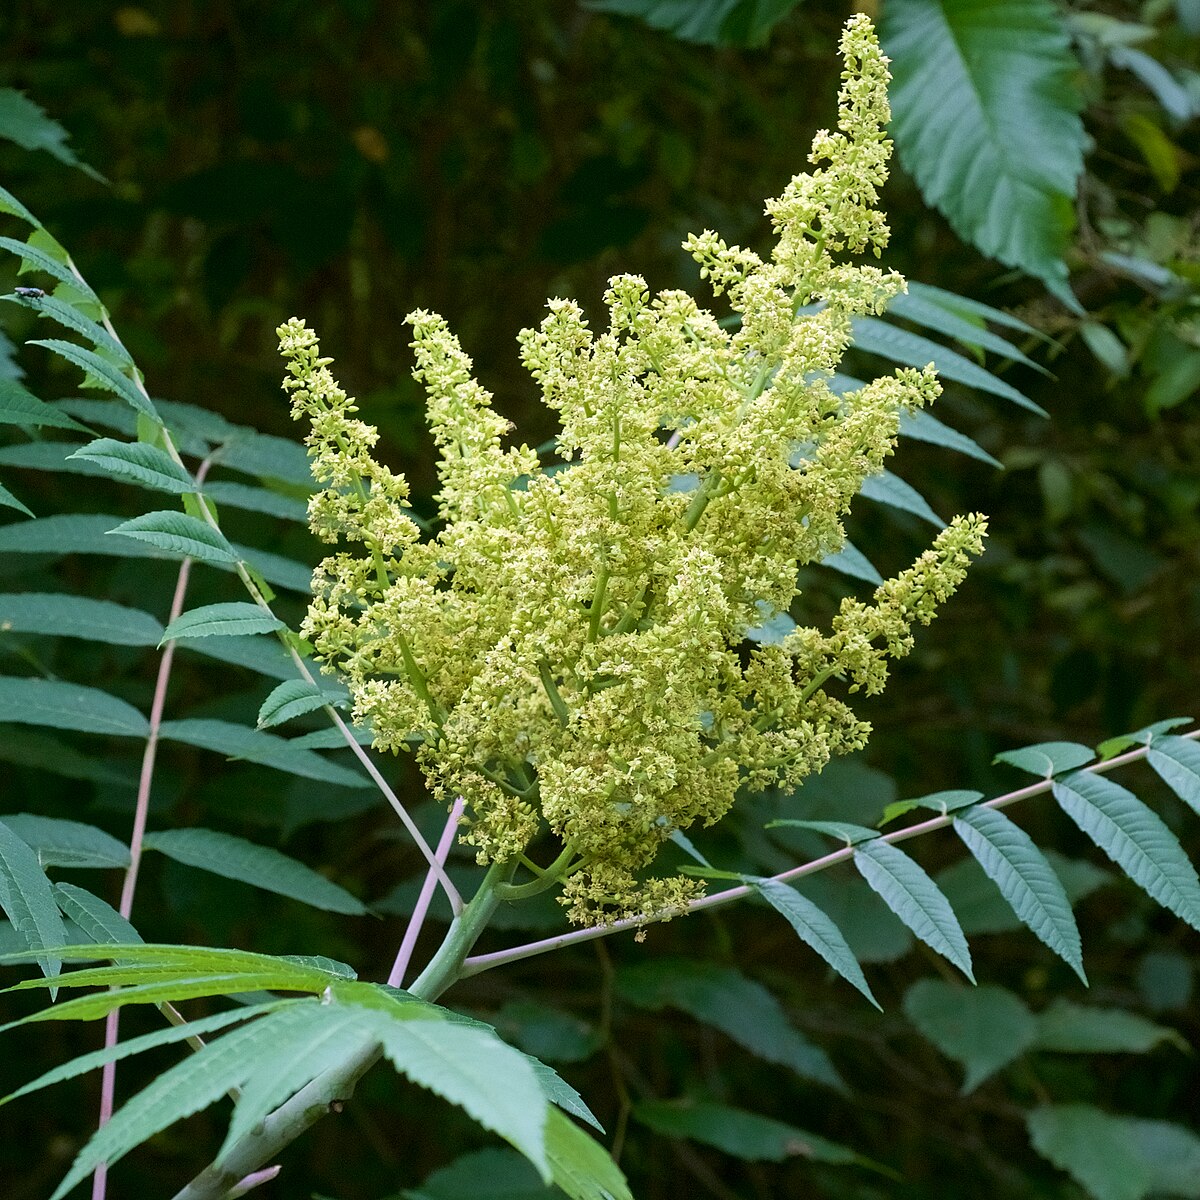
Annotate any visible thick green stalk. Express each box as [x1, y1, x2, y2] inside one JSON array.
[[170, 861, 514, 1200]]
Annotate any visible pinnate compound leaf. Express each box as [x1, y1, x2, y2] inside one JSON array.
[[0, 593, 163, 647], [617, 958, 844, 1090], [109, 511, 237, 564], [882, 0, 1085, 294], [0, 676, 149, 737], [953, 805, 1085, 982], [0, 377, 89, 430], [1147, 735, 1200, 818], [853, 839, 974, 981], [754, 879, 879, 1008], [257, 678, 343, 728], [0, 815, 128, 869], [160, 601, 285, 644], [1032, 998, 1187, 1054], [0, 820, 66, 986], [48, 1002, 342, 1200], [158, 718, 369, 789], [0, 237, 98, 302], [994, 741, 1095, 777], [2, 1002, 288, 1109], [903, 980, 1036, 1092], [1052, 771, 1200, 931], [69, 438, 195, 494], [633, 1100, 881, 1169], [1027, 1105, 1151, 1200], [28, 339, 155, 420], [142, 827, 367, 915]]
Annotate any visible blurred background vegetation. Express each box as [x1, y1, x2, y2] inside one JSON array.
[[0, 2, 1198, 1198]]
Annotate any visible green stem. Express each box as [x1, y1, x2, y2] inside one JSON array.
[[537, 659, 571, 727], [495, 843, 577, 901]]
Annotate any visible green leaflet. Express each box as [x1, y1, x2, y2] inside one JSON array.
[[0, 727, 137, 788], [0, 820, 66, 987], [754, 879, 879, 1008], [2, 1001, 290, 1109], [1032, 998, 1187, 1054], [0, 237, 99, 302], [882, 0, 1085, 295], [858, 470, 942, 527], [0, 183, 39, 227], [849, 316, 1045, 414], [616, 958, 844, 1091], [633, 1099, 882, 1169], [819, 540, 883, 585], [0, 88, 102, 179], [1027, 1105, 1152, 1200], [904, 281, 1049, 342], [766, 819, 878, 844], [28, 338, 155, 420], [586, 0, 798, 47], [492, 1000, 602, 1066], [0, 815, 129, 869], [952, 805, 1085, 982], [853, 839, 975, 981], [1097, 718, 1191, 760], [257, 678, 345, 728], [142, 827, 367, 915], [0, 376, 89, 430], [179, 633, 299, 681], [1052, 771, 1200, 931], [1147, 735, 1200, 817], [0, 592, 164, 646], [6, 291, 131, 365], [52, 885, 142, 946], [48, 1001, 357, 1200], [157, 718, 370, 789], [401, 1149, 559, 1200], [69, 437, 196, 494], [897, 407, 1001, 468], [0, 479, 31, 516], [214, 431, 317, 488], [109, 510, 237, 564], [994, 740, 1095, 777], [0, 676, 149, 737], [202, 480, 309, 522], [903, 980, 1036, 1093], [366, 1011, 552, 1182], [160, 601, 285, 644], [543, 1107, 633, 1200], [881, 789, 982, 824]]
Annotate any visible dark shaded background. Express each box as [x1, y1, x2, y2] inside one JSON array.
[[0, 3, 1197, 1198]]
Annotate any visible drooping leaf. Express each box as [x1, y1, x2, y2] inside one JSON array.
[[48, 1001, 344, 1200], [142, 827, 367, 915], [903, 979, 1036, 1092], [898, 407, 1001, 467], [0, 816, 129, 870], [0, 676, 149, 737], [1052, 771, 1200, 931], [953, 805, 1085, 982], [995, 741, 1095, 777], [0, 820, 66, 986], [68, 438, 195, 494], [617, 958, 844, 1090], [754, 879, 879, 1008], [0, 88, 102, 179], [0, 377, 89, 430], [1027, 1105, 1152, 1200], [633, 1099, 881, 1168], [160, 601, 285, 644], [0, 592, 163, 647], [108, 510, 237, 565], [28, 339, 156, 420], [859, 470, 942, 526], [850, 316, 1044, 414], [1147, 735, 1200, 817], [0, 237, 99, 303], [158, 718, 369, 788], [1, 1001, 289, 1109], [882, 0, 1086, 294], [1032, 998, 1187, 1054], [853, 839, 974, 980]]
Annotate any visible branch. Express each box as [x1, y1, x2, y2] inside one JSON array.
[[459, 730, 1200, 977]]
